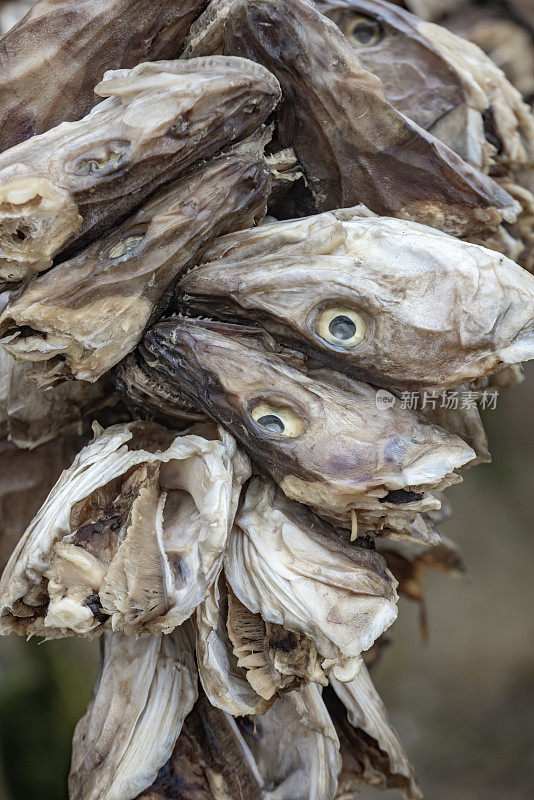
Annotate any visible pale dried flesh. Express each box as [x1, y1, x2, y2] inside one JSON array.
[[224, 477, 398, 682], [0, 421, 249, 637], [69, 626, 198, 800], [0, 154, 272, 382], [0, 56, 280, 281]]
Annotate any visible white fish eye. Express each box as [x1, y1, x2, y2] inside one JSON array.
[[316, 307, 366, 349], [344, 15, 382, 47], [251, 402, 305, 438]]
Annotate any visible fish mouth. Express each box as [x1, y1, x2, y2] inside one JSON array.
[[0, 174, 81, 281]]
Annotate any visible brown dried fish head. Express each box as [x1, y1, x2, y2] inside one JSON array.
[[315, 0, 534, 171], [222, 0, 520, 235], [0, 153, 271, 383], [0, 1, 210, 153]]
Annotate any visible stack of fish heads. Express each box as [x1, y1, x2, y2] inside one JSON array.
[[0, 1, 533, 799]]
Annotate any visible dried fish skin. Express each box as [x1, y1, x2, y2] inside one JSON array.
[[222, 0, 519, 236], [181, 0, 233, 58], [418, 19, 534, 168], [224, 478, 398, 682], [0, 1, 35, 36], [315, 0, 471, 131], [177, 208, 534, 390], [137, 317, 475, 530], [0, 154, 272, 383], [137, 692, 264, 800], [69, 626, 198, 800], [0, 0, 209, 154], [0, 57, 281, 282], [0, 421, 248, 637], [238, 684, 342, 800], [328, 665, 422, 800], [315, 1, 534, 171]]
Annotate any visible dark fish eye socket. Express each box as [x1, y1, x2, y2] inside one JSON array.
[[257, 414, 285, 433], [251, 402, 306, 438], [316, 307, 367, 349], [329, 315, 357, 341], [65, 140, 130, 177], [344, 15, 383, 47]]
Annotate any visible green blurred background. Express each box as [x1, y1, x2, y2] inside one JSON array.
[[0, 367, 532, 800]]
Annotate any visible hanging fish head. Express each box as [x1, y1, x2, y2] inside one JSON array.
[[177, 209, 534, 390], [136, 317, 475, 531]]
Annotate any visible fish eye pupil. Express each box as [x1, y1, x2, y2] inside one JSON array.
[[351, 20, 378, 44], [329, 315, 357, 340], [257, 414, 285, 433]]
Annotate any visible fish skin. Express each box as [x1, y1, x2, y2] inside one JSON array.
[[0, 0, 209, 154], [222, 0, 519, 235], [0, 56, 281, 282], [0, 154, 272, 383], [176, 208, 534, 391], [134, 316, 475, 531]]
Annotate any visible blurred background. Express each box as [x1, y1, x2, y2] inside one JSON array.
[[0, 371, 532, 800]]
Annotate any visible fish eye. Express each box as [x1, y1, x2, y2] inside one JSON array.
[[343, 15, 382, 47], [108, 235, 144, 260], [65, 140, 130, 177], [251, 402, 306, 438], [316, 307, 366, 349]]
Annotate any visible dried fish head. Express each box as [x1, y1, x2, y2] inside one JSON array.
[[222, 0, 520, 235], [225, 477, 398, 681], [69, 626, 197, 800], [178, 208, 534, 390], [0, 420, 249, 637], [315, 0, 534, 171], [0, 153, 271, 383], [0, 56, 280, 281], [137, 317, 475, 530]]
